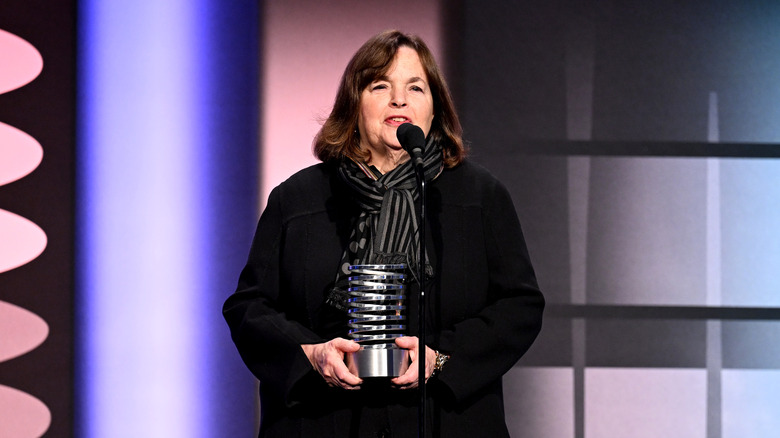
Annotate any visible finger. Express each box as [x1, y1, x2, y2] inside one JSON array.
[[322, 366, 360, 390], [306, 341, 363, 390], [424, 346, 437, 378], [394, 336, 418, 350], [391, 361, 420, 388], [332, 337, 361, 353], [335, 364, 362, 387], [319, 348, 361, 386], [328, 371, 359, 390]]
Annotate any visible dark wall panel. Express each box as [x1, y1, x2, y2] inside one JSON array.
[[446, 0, 780, 436]]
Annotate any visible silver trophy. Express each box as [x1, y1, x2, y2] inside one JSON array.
[[345, 264, 410, 378]]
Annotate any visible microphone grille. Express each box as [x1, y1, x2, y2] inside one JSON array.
[[396, 123, 425, 152]]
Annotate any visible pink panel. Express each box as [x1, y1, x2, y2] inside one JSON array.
[[0, 29, 43, 94], [0, 26, 50, 438], [0, 121, 43, 185], [0, 301, 49, 362], [504, 367, 575, 438], [0, 209, 47, 274], [262, 0, 441, 207], [586, 368, 707, 438], [0, 385, 51, 437]]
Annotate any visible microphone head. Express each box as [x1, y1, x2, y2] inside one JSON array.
[[396, 123, 425, 154]]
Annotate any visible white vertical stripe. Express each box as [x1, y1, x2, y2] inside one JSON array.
[[706, 91, 722, 438], [565, 14, 595, 438], [706, 92, 721, 306], [79, 1, 203, 436], [565, 14, 595, 305]]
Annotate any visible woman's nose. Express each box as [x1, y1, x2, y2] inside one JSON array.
[[390, 90, 406, 107]]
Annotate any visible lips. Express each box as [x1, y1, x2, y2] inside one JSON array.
[[385, 116, 410, 127]]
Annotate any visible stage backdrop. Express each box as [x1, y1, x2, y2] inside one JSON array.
[[3, 0, 780, 436], [445, 1, 780, 437], [260, 1, 780, 437], [0, 1, 77, 437]]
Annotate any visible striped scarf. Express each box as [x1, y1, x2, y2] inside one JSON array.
[[326, 137, 443, 311]]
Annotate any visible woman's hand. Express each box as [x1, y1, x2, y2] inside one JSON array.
[[301, 338, 363, 390], [391, 336, 437, 389]]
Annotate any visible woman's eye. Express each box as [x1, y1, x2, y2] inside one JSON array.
[[372, 84, 387, 91], [410, 85, 424, 92]]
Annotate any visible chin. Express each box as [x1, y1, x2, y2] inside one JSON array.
[[382, 137, 402, 150]]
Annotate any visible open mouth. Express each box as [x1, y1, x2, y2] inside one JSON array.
[[386, 117, 410, 125]]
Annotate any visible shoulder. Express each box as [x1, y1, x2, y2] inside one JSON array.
[[441, 160, 501, 185], [267, 162, 341, 218], [271, 162, 338, 197], [436, 160, 508, 204], [277, 162, 334, 189]]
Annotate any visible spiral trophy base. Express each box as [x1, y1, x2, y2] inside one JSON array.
[[346, 344, 410, 378], [346, 264, 408, 378]]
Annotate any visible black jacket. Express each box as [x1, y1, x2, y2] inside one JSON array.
[[223, 160, 544, 437]]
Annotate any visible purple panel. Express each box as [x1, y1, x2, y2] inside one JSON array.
[[504, 367, 574, 438], [720, 159, 780, 307], [587, 157, 707, 305], [722, 370, 780, 438], [586, 368, 706, 438]]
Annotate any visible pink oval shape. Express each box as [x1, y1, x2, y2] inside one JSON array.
[[0, 209, 47, 274], [0, 29, 43, 94], [0, 301, 49, 362], [0, 121, 43, 185], [0, 385, 51, 437]]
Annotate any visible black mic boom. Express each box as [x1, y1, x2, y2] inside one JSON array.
[[396, 122, 428, 432], [396, 123, 425, 169]]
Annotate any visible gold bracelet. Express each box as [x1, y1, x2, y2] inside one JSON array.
[[432, 350, 450, 376]]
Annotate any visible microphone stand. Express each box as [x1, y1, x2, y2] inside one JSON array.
[[413, 162, 427, 438]]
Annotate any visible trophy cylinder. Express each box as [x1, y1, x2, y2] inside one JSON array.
[[344, 264, 408, 378]]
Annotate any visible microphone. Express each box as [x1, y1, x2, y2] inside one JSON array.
[[396, 123, 425, 169], [396, 123, 429, 424]]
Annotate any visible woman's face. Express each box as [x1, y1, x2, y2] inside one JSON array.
[[357, 46, 435, 159]]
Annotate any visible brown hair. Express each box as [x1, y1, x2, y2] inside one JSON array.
[[313, 30, 465, 167]]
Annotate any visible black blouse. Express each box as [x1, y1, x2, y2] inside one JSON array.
[[223, 160, 544, 438]]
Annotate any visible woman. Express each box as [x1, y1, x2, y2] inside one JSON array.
[[223, 30, 544, 437]]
